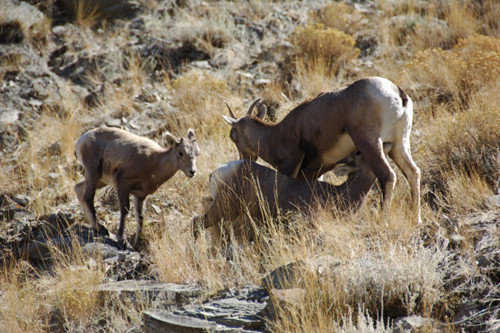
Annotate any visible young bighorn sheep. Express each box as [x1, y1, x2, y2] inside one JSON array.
[[74, 127, 200, 248], [192, 146, 388, 243], [223, 77, 421, 224]]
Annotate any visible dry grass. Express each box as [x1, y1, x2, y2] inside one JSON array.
[[1, 0, 498, 331], [288, 23, 360, 96]]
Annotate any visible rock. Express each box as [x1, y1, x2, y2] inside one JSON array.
[[18, 223, 120, 263], [0, 109, 20, 124], [83, 242, 152, 281], [262, 260, 305, 290], [144, 285, 269, 332], [2, 0, 44, 31], [12, 194, 31, 206], [106, 118, 122, 128], [97, 280, 201, 310], [144, 312, 237, 332], [254, 78, 271, 87], [191, 60, 212, 70], [393, 315, 437, 332], [262, 255, 339, 290], [454, 299, 500, 333]]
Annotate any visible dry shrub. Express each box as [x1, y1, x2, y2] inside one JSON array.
[[420, 102, 499, 212], [267, 210, 447, 331], [471, 0, 500, 36], [277, 244, 447, 332], [286, 24, 359, 97], [167, 5, 235, 55], [436, 0, 478, 44], [290, 24, 360, 78], [406, 34, 500, 105], [62, 0, 103, 28], [168, 70, 231, 135], [309, 2, 367, 36]]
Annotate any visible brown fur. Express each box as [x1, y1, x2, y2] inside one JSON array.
[[192, 149, 383, 244], [74, 127, 200, 248], [223, 77, 421, 223]]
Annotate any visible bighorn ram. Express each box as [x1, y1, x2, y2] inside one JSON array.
[[192, 146, 389, 243], [223, 77, 421, 223], [74, 127, 200, 248]]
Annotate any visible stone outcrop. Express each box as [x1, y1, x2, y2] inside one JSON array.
[[143, 285, 269, 332]]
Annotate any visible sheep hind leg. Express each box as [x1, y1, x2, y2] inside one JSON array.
[[75, 179, 108, 234], [389, 142, 422, 224], [351, 136, 396, 221]]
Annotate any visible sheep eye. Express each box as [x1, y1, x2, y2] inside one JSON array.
[[178, 151, 184, 158]]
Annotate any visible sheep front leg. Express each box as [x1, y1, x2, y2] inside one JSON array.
[[133, 195, 146, 248]]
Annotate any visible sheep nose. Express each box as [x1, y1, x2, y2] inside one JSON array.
[[189, 170, 196, 177]]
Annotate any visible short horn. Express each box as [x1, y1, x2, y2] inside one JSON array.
[[247, 98, 262, 115], [224, 101, 237, 119]]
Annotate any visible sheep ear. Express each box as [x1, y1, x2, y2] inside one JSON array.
[[164, 133, 178, 146], [187, 128, 196, 141], [222, 115, 237, 125], [187, 129, 201, 155]]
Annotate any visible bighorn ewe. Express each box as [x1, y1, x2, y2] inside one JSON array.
[[223, 77, 421, 224], [74, 127, 200, 248], [192, 146, 389, 243]]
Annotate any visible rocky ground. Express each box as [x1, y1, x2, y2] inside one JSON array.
[[1, 0, 499, 331]]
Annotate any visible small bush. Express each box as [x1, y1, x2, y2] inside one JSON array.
[[290, 24, 360, 77], [309, 2, 366, 36], [406, 34, 500, 105], [420, 104, 500, 212]]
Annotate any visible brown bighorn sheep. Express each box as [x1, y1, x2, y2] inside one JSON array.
[[192, 146, 388, 243], [223, 77, 421, 224], [74, 127, 200, 248]]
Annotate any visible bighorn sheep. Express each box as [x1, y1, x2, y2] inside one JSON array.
[[74, 127, 200, 248], [192, 146, 388, 243], [223, 77, 421, 224]]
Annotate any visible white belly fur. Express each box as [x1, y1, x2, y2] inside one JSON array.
[[321, 133, 356, 166]]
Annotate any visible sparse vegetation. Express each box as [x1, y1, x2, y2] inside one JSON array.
[[1, 0, 498, 331]]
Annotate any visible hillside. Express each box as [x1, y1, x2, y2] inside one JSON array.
[[1, 0, 499, 331]]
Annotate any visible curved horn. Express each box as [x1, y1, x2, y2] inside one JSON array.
[[224, 101, 237, 119], [247, 98, 262, 115]]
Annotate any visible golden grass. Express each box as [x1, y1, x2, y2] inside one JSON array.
[[406, 34, 500, 105], [167, 70, 232, 135], [73, 0, 103, 28], [289, 24, 360, 95]]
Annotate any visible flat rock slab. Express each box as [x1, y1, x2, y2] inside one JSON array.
[[143, 285, 269, 332], [97, 280, 202, 310]]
